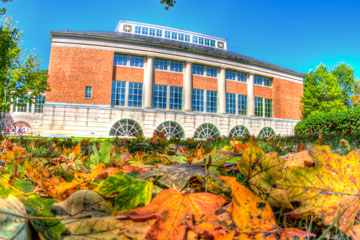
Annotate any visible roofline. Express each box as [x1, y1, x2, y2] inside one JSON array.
[[116, 20, 227, 42], [50, 31, 305, 78]]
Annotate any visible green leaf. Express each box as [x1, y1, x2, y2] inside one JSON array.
[[90, 141, 115, 167], [50, 190, 113, 224], [0, 195, 30, 240], [14, 179, 34, 193], [20, 194, 67, 240], [0, 179, 24, 199], [94, 172, 153, 213]]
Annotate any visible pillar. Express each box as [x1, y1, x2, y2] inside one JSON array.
[[218, 68, 226, 114], [144, 56, 154, 109], [247, 73, 255, 116], [183, 62, 192, 111]]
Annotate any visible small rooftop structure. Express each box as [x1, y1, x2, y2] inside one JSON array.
[[115, 20, 227, 50]]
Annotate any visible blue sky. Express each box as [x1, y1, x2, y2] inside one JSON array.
[[3, 0, 360, 77]]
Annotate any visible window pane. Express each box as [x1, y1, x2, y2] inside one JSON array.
[[192, 36, 198, 43], [206, 66, 217, 78], [111, 81, 126, 106], [171, 32, 177, 40], [153, 84, 167, 109], [156, 29, 162, 37], [129, 56, 144, 67], [192, 89, 204, 112], [149, 28, 155, 36], [238, 94, 247, 115], [141, 27, 148, 35], [170, 61, 183, 72], [264, 77, 272, 87], [85, 86, 92, 99], [128, 82, 143, 107], [165, 31, 171, 38], [199, 37, 204, 45], [265, 98, 273, 117], [35, 95, 45, 113], [206, 90, 217, 113], [114, 54, 127, 66], [210, 40, 215, 47], [185, 34, 190, 42], [192, 64, 204, 75], [226, 93, 236, 114], [255, 97, 263, 116], [205, 39, 210, 46], [135, 26, 141, 34], [237, 72, 247, 82], [170, 86, 182, 110], [154, 59, 168, 70], [178, 33, 184, 41], [225, 70, 236, 80], [254, 75, 263, 85]]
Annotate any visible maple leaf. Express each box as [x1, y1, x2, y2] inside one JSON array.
[[219, 176, 314, 239], [237, 138, 293, 208], [230, 138, 248, 153], [117, 189, 226, 240], [279, 145, 360, 235]]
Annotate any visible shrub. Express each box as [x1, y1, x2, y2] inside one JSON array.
[[294, 107, 360, 135]]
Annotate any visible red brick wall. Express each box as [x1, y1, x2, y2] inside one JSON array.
[[226, 81, 247, 95], [47, 46, 114, 105], [272, 78, 303, 120], [154, 70, 183, 86], [113, 66, 144, 83], [193, 76, 218, 91], [254, 85, 273, 99]]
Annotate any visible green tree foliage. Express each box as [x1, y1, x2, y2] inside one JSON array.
[[331, 63, 356, 107], [160, 0, 176, 9], [0, 17, 48, 120], [0, 0, 12, 15], [351, 80, 360, 107]]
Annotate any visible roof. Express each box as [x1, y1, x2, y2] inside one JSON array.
[[50, 31, 304, 78]]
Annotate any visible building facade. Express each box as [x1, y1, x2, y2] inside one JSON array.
[[6, 20, 304, 138]]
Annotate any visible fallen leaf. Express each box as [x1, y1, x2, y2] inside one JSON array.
[[281, 150, 314, 169]]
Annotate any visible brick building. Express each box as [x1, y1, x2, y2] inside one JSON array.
[[6, 20, 304, 138]]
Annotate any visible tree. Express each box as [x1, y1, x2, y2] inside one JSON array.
[[301, 64, 346, 118], [331, 63, 356, 107], [0, 17, 48, 130], [0, 0, 12, 15], [351, 80, 360, 107], [160, 0, 176, 10]]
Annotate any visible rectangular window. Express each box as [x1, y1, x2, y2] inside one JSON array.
[[149, 28, 156, 36], [111, 81, 126, 106], [255, 97, 264, 116], [170, 86, 182, 110], [171, 32, 177, 40], [185, 34, 190, 42], [135, 26, 141, 34], [238, 94, 247, 115], [128, 82, 143, 107], [165, 31, 171, 38], [192, 36, 198, 43], [130, 56, 144, 68], [264, 77, 272, 87], [178, 33, 184, 41], [198, 37, 204, 45], [154, 59, 168, 70], [192, 89, 204, 112], [170, 61, 183, 72], [205, 38, 210, 46], [15, 96, 28, 112], [35, 95, 45, 113], [206, 66, 217, 78], [192, 64, 204, 75], [153, 84, 167, 109], [265, 98, 273, 117], [156, 29, 162, 37], [114, 54, 128, 66], [206, 90, 217, 113], [254, 75, 263, 85], [210, 40, 215, 47], [85, 86, 92, 99], [237, 72, 247, 82], [225, 70, 236, 80], [226, 93, 236, 114], [141, 27, 148, 35]]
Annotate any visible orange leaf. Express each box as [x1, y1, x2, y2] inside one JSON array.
[[118, 189, 226, 240]]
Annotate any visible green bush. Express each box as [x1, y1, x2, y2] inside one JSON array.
[[294, 107, 360, 135]]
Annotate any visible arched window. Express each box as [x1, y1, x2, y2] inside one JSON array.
[[156, 121, 184, 139], [229, 125, 249, 137], [194, 123, 220, 139], [258, 127, 275, 137], [109, 119, 143, 137]]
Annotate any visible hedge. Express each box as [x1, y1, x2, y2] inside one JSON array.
[[294, 107, 360, 135]]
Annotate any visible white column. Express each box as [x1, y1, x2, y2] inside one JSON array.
[[143, 56, 154, 109], [31, 100, 35, 114], [247, 73, 255, 116], [183, 62, 192, 111], [218, 68, 226, 114]]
